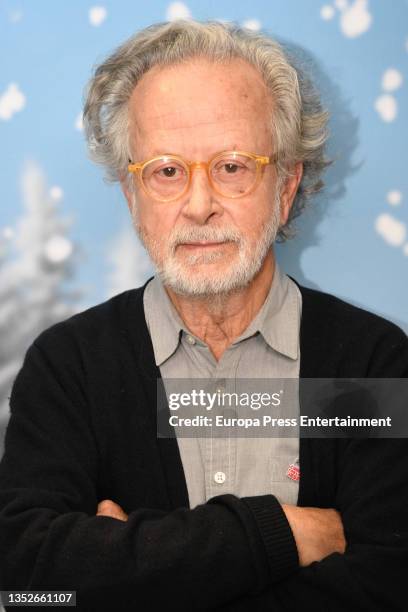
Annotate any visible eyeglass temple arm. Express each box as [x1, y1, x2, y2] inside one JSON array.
[[256, 155, 277, 166], [128, 162, 143, 173]]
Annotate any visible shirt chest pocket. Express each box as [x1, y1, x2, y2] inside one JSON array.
[[268, 453, 300, 506], [233, 439, 300, 506]]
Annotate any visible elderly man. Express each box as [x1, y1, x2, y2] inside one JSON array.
[[0, 20, 407, 612]]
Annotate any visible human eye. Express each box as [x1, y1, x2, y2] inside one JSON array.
[[213, 157, 250, 180], [154, 162, 186, 180], [223, 162, 243, 174], [219, 161, 246, 173]]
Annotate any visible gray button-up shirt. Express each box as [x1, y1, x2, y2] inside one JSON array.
[[143, 264, 302, 508]]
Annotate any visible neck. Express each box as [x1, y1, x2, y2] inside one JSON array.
[[164, 249, 276, 361]]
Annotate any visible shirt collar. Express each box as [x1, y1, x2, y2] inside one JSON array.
[[237, 263, 300, 360], [143, 275, 189, 366], [143, 263, 300, 366]]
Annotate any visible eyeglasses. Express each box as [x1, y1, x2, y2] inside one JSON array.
[[128, 150, 276, 202]]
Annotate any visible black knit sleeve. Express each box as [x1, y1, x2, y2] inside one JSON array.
[[0, 338, 298, 611]]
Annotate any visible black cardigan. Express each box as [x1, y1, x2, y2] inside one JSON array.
[[0, 280, 407, 611]]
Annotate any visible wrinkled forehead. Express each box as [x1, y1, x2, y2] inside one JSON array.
[[127, 57, 273, 152]]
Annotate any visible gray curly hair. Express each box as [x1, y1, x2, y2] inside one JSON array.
[[83, 20, 330, 240]]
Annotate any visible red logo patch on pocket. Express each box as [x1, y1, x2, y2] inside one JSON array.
[[286, 462, 300, 482]]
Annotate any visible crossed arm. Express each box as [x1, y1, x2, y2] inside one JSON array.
[[97, 499, 346, 568]]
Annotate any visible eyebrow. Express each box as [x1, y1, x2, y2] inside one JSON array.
[[137, 145, 241, 160]]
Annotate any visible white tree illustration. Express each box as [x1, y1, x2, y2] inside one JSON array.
[[0, 162, 82, 454]]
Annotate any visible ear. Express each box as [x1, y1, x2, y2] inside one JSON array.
[[120, 176, 134, 215], [279, 162, 303, 227]]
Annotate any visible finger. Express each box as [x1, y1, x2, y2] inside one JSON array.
[[98, 505, 128, 521], [96, 499, 128, 521], [98, 500, 127, 519]]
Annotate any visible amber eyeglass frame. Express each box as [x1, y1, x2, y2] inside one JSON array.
[[127, 150, 276, 202]]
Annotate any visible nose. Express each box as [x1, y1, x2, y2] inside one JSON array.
[[181, 163, 216, 225]]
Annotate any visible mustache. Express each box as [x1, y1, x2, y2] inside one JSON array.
[[169, 226, 243, 250]]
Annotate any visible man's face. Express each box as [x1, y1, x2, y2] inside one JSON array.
[[123, 57, 296, 297]]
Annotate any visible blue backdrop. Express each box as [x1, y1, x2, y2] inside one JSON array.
[[1, 0, 407, 332]]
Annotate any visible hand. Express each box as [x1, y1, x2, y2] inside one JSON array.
[[282, 505, 346, 567], [96, 499, 128, 522]]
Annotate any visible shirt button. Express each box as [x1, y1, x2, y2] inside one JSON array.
[[215, 380, 226, 394], [186, 335, 196, 345], [214, 471, 226, 484]]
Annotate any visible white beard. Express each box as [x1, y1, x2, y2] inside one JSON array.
[[132, 191, 281, 298]]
